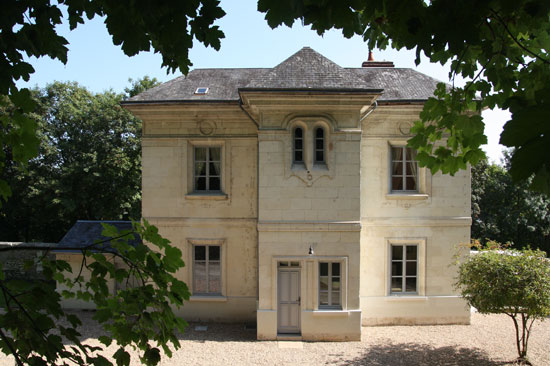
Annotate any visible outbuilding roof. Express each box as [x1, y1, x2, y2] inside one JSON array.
[[126, 47, 442, 104], [56, 220, 140, 253]]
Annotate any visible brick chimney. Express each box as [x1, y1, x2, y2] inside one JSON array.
[[362, 51, 395, 67]]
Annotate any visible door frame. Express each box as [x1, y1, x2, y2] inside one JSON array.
[[277, 266, 301, 334]]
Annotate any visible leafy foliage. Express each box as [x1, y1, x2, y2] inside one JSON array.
[[258, 0, 550, 193], [0, 0, 226, 202], [0, 220, 190, 366], [0, 79, 159, 242], [455, 243, 550, 362], [471, 154, 550, 252]]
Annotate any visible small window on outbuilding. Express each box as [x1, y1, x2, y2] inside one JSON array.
[[194, 87, 209, 95]]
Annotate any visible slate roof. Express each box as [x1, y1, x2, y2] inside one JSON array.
[[126, 47, 442, 104], [56, 220, 140, 253]]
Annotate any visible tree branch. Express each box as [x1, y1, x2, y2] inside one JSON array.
[[0, 327, 24, 366], [489, 9, 550, 65]]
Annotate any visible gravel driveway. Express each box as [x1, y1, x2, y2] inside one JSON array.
[[1, 311, 548, 365]]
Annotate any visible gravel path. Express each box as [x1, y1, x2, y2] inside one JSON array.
[[1, 311, 548, 365]]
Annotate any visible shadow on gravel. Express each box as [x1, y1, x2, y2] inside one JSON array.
[[330, 342, 510, 366], [178, 322, 257, 343]]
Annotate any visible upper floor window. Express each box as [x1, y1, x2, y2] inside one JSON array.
[[314, 127, 325, 164], [390, 245, 417, 294], [391, 146, 418, 192], [293, 127, 304, 164], [194, 146, 221, 192], [319, 262, 341, 308]]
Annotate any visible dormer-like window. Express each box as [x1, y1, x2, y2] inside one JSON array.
[[293, 127, 304, 164], [314, 127, 325, 164]]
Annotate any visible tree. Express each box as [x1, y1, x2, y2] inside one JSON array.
[[455, 244, 550, 364], [258, 0, 550, 194], [471, 154, 550, 252], [0, 0, 226, 203], [0, 221, 190, 366], [0, 78, 159, 242]]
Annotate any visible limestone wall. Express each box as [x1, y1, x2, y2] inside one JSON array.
[[359, 104, 471, 325]]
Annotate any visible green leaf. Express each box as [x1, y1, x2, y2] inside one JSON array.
[[114, 348, 130, 366]]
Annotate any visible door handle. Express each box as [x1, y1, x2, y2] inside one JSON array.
[[298, 296, 301, 305]]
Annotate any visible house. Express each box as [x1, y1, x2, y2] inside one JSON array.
[[122, 47, 471, 341]]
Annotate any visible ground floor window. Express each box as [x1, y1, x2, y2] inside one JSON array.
[[390, 244, 418, 294], [319, 262, 341, 308], [193, 245, 221, 295]]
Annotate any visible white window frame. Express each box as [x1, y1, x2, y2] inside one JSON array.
[[318, 261, 341, 309], [386, 238, 426, 296], [188, 238, 226, 298], [193, 146, 222, 193], [386, 141, 430, 198], [186, 140, 229, 199], [390, 145, 418, 193], [390, 244, 418, 294]]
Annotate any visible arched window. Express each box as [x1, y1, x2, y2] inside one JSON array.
[[293, 127, 304, 164], [314, 127, 325, 164]]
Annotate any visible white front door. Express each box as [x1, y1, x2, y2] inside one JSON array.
[[277, 268, 301, 334]]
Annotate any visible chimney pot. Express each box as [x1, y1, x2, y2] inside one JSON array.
[[368, 51, 375, 61]]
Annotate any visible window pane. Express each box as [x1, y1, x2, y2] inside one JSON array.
[[209, 177, 220, 191], [332, 278, 340, 291], [195, 162, 207, 176], [209, 162, 220, 175], [391, 262, 403, 276], [406, 161, 417, 175], [290, 261, 300, 267], [319, 291, 328, 305], [295, 128, 303, 137], [406, 262, 417, 276], [316, 151, 324, 162], [391, 147, 403, 160], [194, 262, 207, 293], [392, 162, 403, 175], [406, 246, 417, 259], [209, 147, 221, 161], [392, 177, 403, 191], [406, 277, 417, 292], [332, 291, 340, 305], [332, 263, 340, 276], [316, 128, 324, 138], [195, 177, 206, 191], [194, 246, 206, 260], [209, 263, 221, 293], [406, 177, 417, 191], [294, 151, 303, 162], [320, 262, 328, 276], [391, 277, 402, 292], [209, 246, 220, 261], [294, 139, 303, 150], [392, 246, 403, 260], [195, 147, 206, 161], [320, 276, 328, 290], [316, 139, 324, 149]]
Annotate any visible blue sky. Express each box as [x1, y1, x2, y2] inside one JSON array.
[[18, 0, 507, 163]]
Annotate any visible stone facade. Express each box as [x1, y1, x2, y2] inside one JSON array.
[[122, 47, 471, 341]]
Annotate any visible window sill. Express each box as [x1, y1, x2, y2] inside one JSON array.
[[189, 295, 227, 302], [385, 295, 427, 302], [386, 193, 429, 200], [309, 309, 349, 317], [185, 193, 228, 201]]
